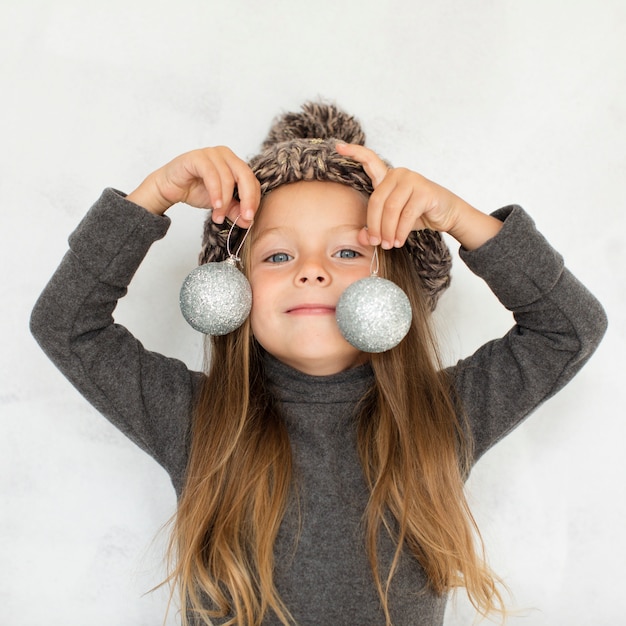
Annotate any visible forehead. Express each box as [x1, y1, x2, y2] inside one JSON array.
[[253, 181, 368, 233]]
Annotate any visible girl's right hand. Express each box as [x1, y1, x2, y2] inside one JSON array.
[[126, 147, 261, 227]]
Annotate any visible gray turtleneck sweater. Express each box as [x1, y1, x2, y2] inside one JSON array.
[[30, 189, 607, 625]]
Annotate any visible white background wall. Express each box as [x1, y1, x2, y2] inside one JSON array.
[[2, 1, 624, 624]]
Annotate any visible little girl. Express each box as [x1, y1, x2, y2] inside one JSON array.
[[30, 102, 607, 626]]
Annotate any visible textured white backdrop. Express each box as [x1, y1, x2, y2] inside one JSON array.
[[2, 1, 624, 624]]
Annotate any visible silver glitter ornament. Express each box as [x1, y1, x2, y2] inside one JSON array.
[[180, 258, 252, 335], [180, 216, 253, 335], [336, 275, 412, 353]]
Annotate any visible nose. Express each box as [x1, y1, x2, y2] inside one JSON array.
[[295, 256, 331, 286]]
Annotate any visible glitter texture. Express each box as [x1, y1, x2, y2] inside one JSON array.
[[179, 260, 252, 335], [336, 276, 412, 353]]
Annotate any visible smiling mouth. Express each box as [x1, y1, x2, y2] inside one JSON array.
[[286, 304, 336, 315]]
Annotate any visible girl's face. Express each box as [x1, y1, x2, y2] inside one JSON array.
[[248, 181, 374, 376]]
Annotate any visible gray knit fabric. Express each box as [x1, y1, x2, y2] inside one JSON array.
[[30, 188, 607, 625], [261, 355, 446, 625]]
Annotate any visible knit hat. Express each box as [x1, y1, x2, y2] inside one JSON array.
[[199, 101, 452, 310]]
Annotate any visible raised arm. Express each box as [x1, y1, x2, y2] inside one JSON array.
[[30, 189, 199, 491], [334, 142, 607, 461], [30, 148, 262, 492], [449, 205, 607, 461]]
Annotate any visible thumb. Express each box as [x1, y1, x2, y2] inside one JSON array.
[[357, 226, 371, 247]]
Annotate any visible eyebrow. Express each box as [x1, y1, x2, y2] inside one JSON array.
[[252, 223, 363, 245]]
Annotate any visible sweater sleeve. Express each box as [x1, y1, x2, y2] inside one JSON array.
[[30, 188, 204, 493], [447, 205, 607, 463]]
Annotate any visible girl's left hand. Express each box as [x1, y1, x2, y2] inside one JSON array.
[[335, 142, 471, 249]]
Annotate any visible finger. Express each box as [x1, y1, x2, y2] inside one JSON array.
[[223, 199, 242, 223], [365, 174, 400, 246], [335, 142, 389, 187], [200, 149, 238, 217], [183, 153, 228, 217], [223, 199, 258, 231], [378, 181, 415, 249], [393, 189, 427, 246], [227, 159, 261, 222], [357, 226, 371, 248]]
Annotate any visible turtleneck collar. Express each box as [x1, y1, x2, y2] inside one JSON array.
[[262, 352, 375, 405]]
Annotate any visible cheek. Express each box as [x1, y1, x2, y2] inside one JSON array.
[[248, 275, 273, 333], [248, 289, 262, 327], [249, 271, 270, 304], [248, 303, 266, 349], [345, 264, 371, 285]]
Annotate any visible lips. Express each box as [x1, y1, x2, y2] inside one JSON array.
[[286, 303, 336, 315]]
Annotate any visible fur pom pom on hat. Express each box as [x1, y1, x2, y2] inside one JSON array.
[[199, 101, 452, 310]]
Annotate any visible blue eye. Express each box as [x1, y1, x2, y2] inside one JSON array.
[[266, 252, 292, 263], [335, 249, 360, 259]]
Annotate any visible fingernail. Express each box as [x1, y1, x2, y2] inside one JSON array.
[[369, 236, 381, 246], [394, 239, 402, 248], [381, 240, 392, 250]]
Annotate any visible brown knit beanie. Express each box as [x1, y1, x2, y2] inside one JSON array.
[[199, 101, 452, 310]]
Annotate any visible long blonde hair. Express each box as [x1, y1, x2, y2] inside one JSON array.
[[166, 226, 505, 625]]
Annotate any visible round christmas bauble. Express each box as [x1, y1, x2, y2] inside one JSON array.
[[336, 276, 412, 353], [179, 259, 252, 335]]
